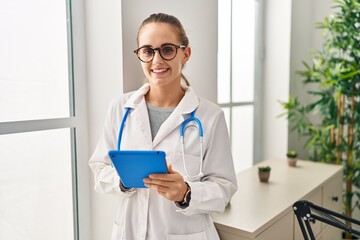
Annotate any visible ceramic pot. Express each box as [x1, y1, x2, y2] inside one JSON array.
[[288, 157, 297, 167], [258, 171, 270, 182]]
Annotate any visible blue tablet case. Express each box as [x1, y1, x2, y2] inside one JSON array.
[[108, 150, 168, 188]]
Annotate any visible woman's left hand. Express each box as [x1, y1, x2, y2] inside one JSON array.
[[144, 165, 188, 202]]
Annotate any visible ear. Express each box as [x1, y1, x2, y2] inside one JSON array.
[[182, 46, 191, 64]]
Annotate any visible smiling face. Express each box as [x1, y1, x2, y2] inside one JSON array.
[[137, 22, 191, 89]]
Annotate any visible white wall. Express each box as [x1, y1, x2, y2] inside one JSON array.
[[85, 1, 123, 240], [262, 0, 335, 161], [288, 0, 334, 159], [262, 0, 292, 161], [86, 1, 218, 239]]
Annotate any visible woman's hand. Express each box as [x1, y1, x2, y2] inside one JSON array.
[[143, 165, 188, 202]]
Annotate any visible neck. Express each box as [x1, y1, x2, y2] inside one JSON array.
[[145, 84, 185, 108]]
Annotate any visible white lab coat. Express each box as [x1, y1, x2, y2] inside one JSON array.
[[89, 82, 237, 240]]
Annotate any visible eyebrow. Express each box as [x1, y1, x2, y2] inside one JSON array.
[[138, 44, 152, 49], [160, 43, 176, 47], [138, 43, 177, 49]]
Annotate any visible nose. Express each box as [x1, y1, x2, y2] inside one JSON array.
[[152, 49, 163, 63]]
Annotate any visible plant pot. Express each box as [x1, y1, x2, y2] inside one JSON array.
[[258, 171, 270, 182], [342, 231, 359, 239], [288, 157, 297, 167]]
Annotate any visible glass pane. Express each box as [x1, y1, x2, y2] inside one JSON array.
[[0, 0, 70, 122], [232, 0, 255, 102], [232, 106, 254, 173], [0, 129, 74, 240], [217, 0, 231, 104]]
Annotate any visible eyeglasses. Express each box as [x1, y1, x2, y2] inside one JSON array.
[[134, 43, 186, 63]]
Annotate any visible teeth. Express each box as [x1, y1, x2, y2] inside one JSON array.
[[152, 68, 167, 73]]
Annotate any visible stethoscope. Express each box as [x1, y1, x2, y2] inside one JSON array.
[[117, 107, 204, 181]]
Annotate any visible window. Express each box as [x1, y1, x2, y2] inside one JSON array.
[[0, 129, 74, 239], [218, 0, 264, 172], [0, 0, 89, 239], [0, 1, 71, 122]]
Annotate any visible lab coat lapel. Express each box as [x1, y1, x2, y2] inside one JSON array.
[[152, 110, 184, 148], [130, 101, 153, 149], [152, 87, 199, 148], [124, 84, 153, 149]]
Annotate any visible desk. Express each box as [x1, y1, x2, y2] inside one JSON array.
[[212, 160, 343, 240]]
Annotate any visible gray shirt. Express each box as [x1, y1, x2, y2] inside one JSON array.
[[146, 102, 175, 140]]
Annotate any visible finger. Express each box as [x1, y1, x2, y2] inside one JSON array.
[[149, 184, 179, 201], [145, 178, 186, 201], [157, 190, 170, 199], [167, 164, 174, 173], [168, 164, 180, 175], [149, 174, 183, 183], [149, 174, 170, 181], [149, 171, 180, 181], [150, 167, 179, 180], [146, 181, 169, 192], [145, 178, 172, 188]]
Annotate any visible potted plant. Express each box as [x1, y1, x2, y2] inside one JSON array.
[[258, 166, 271, 183], [279, 0, 360, 238], [287, 150, 298, 167]]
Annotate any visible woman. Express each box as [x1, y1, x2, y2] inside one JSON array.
[[89, 13, 237, 240]]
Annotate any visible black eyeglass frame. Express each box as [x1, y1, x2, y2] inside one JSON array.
[[133, 43, 186, 63]]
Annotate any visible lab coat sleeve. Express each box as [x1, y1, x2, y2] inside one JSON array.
[[89, 100, 135, 197], [177, 111, 238, 215]]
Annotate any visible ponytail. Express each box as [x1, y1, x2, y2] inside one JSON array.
[[181, 73, 190, 86]]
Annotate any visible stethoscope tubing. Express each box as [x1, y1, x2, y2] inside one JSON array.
[[117, 107, 131, 151], [180, 111, 203, 137], [180, 110, 204, 180]]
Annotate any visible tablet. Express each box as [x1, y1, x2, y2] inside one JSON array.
[[108, 150, 168, 188]]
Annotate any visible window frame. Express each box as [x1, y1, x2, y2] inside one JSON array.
[[0, 0, 90, 239], [218, 0, 265, 169], [253, 0, 265, 165]]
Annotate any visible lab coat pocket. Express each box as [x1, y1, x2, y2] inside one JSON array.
[[171, 152, 202, 181], [166, 231, 206, 240], [110, 222, 124, 240]]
